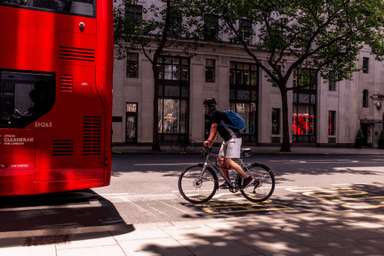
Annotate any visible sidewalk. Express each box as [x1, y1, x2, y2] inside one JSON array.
[[112, 144, 384, 155], [1, 211, 384, 255]]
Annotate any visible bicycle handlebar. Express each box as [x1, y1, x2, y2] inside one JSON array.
[[201, 146, 212, 155]]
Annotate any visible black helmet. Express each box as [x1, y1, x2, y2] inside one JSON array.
[[203, 98, 217, 106]]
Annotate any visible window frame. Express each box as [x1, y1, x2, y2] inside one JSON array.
[[157, 56, 190, 141], [203, 14, 219, 41], [363, 57, 369, 74], [229, 61, 259, 142], [205, 59, 215, 83], [328, 111, 336, 135], [125, 4, 142, 27], [240, 19, 253, 45], [126, 52, 139, 78], [272, 108, 280, 135], [363, 89, 369, 108]]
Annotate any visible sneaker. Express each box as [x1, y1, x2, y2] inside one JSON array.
[[219, 182, 230, 189], [242, 176, 253, 189]]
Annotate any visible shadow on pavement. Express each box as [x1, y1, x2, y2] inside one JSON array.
[[131, 184, 384, 255], [0, 189, 134, 248]]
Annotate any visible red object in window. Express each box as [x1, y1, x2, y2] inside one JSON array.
[[0, 1, 114, 196]]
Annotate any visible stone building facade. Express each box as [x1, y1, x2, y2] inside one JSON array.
[[112, 3, 384, 148]]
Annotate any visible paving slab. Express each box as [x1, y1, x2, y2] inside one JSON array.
[[321, 224, 384, 240], [118, 237, 193, 256], [111, 226, 170, 242], [159, 224, 226, 240], [55, 231, 117, 249], [358, 237, 384, 250], [0, 244, 56, 256], [318, 243, 384, 256], [177, 236, 259, 256], [232, 230, 330, 256], [56, 245, 125, 256]]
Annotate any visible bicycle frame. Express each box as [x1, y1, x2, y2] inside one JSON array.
[[200, 150, 246, 190]]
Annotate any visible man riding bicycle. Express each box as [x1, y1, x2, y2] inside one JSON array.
[[203, 98, 253, 189]]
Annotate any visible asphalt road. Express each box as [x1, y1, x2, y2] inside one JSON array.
[[0, 153, 383, 238], [92, 153, 384, 224]]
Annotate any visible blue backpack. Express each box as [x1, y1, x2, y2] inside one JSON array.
[[221, 110, 246, 133]]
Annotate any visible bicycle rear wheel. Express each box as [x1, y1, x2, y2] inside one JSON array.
[[186, 140, 197, 152], [171, 140, 183, 152], [178, 164, 218, 204], [240, 163, 275, 202]]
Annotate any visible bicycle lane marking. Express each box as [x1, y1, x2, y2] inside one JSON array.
[[191, 193, 293, 214], [301, 187, 384, 210]]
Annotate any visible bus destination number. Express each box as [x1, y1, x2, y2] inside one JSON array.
[[35, 122, 53, 128]]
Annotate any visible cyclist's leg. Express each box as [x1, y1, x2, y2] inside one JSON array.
[[217, 157, 231, 180], [218, 142, 231, 183], [225, 158, 248, 178], [223, 138, 249, 179]]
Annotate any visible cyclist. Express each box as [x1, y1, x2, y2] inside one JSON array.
[[203, 98, 253, 189]]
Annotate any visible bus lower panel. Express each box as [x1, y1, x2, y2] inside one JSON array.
[[35, 179, 105, 194], [0, 170, 34, 196]]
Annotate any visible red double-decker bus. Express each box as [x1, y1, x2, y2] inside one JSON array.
[[0, 0, 114, 195]]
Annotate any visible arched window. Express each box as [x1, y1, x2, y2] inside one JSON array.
[[363, 90, 369, 108]]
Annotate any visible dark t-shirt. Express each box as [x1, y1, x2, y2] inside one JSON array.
[[211, 109, 241, 141]]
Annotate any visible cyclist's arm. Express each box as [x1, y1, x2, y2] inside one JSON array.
[[204, 123, 218, 148]]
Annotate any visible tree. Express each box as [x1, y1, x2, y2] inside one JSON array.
[[190, 0, 384, 152], [114, 0, 196, 151]]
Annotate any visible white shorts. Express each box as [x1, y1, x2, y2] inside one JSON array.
[[218, 137, 242, 159]]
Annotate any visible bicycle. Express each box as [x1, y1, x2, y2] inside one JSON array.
[[178, 147, 275, 204], [171, 134, 197, 152]]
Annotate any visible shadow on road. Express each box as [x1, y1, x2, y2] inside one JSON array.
[[0, 189, 134, 248], [135, 183, 384, 255]]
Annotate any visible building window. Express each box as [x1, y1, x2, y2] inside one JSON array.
[[169, 15, 182, 38], [328, 111, 336, 135], [126, 4, 142, 27], [126, 103, 138, 143], [329, 80, 336, 91], [363, 57, 369, 73], [363, 89, 369, 108], [292, 68, 317, 143], [272, 108, 280, 135], [230, 62, 258, 142], [126, 53, 139, 78], [205, 59, 215, 83], [157, 56, 189, 141], [203, 14, 219, 41], [240, 19, 253, 45], [272, 65, 281, 87]]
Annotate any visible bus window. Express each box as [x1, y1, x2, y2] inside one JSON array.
[[0, 71, 55, 128], [0, 0, 95, 17]]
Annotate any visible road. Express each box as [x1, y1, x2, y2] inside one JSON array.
[[0, 153, 383, 240], [92, 153, 384, 224]]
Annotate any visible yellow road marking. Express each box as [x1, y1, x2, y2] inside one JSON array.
[[194, 199, 292, 214], [303, 187, 384, 209]]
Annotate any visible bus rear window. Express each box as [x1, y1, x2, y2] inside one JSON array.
[[0, 71, 55, 128], [0, 0, 95, 17]]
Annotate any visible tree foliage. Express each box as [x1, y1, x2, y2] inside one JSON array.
[[114, 0, 196, 150], [190, 0, 384, 151]]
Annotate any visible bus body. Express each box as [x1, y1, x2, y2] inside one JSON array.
[[0, 0, 113, 195]]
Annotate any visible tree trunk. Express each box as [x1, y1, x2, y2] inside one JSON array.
[[280, 87, 291, 152], [152, 63, 161, 151]]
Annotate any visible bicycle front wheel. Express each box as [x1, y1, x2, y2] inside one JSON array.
[[240, 163, 275, 202], [178, 164, 218, 204], [186, 140, 197, 152], [171, 140, 182, 152]]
